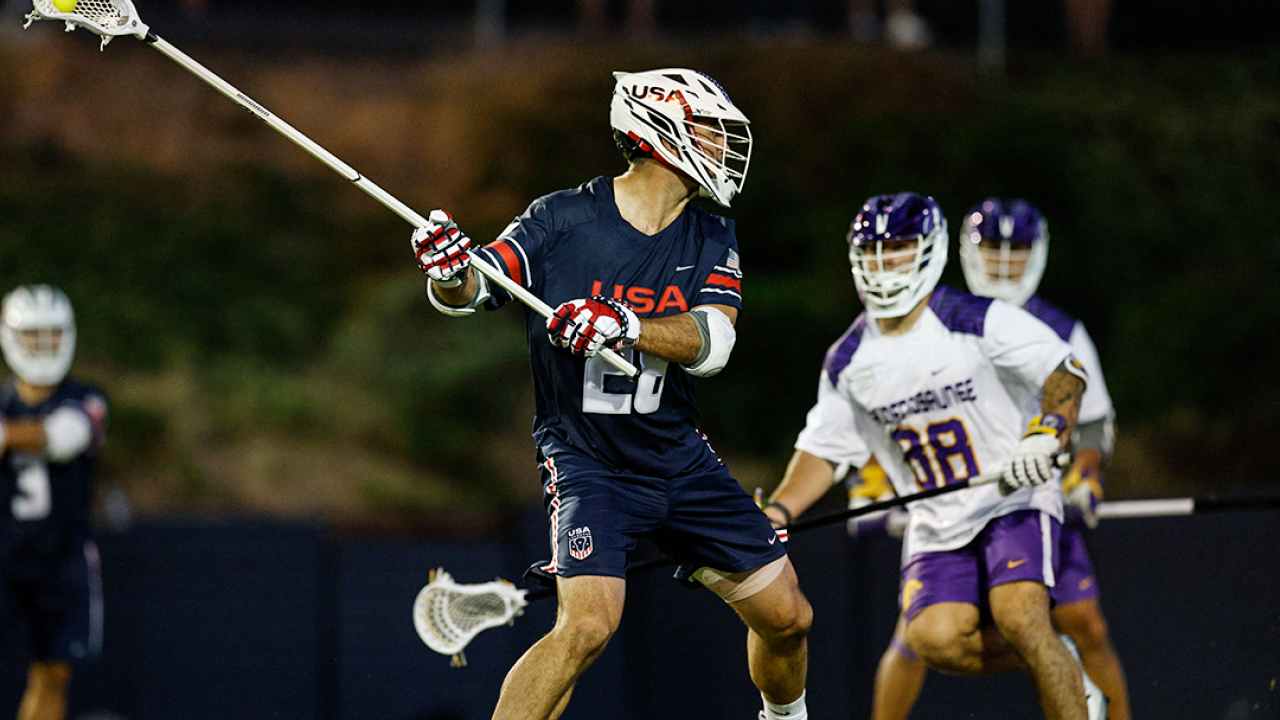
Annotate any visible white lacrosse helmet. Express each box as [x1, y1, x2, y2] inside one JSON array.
[[847, 193, 949, 319], [959, 198, 1050, 307], [610, 68, 752, 207], [0, 285, 77, 387]]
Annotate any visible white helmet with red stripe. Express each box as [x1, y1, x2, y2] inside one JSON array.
[[610, 68, 752, 207]]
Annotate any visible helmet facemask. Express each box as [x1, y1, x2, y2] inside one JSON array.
[[848, 194, 949, 319], [959, 199, 1049, 307], [610, 69, 753, 207], [0, 285, 76, 387]]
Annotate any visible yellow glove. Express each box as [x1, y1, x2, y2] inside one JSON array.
[[1061, 464, 1104, 529]]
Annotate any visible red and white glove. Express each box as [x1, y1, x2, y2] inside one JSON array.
[[546, 296, 640, 357], [1000, 414, 1066, 494], [411, 210, 472, 287]]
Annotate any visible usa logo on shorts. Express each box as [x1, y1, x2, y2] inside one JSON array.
[[568, 527, 593, 560]]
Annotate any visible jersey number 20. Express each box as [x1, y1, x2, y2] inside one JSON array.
[[583, 352, 668, 415]]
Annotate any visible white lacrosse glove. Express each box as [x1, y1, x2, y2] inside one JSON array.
[[546, 296, 641, 357], [1000, 414, 1067, 494], [411, 210, 473, 287]]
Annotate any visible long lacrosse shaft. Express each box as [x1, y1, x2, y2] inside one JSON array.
[[141, 34, 639, 377], [786, 468, 1004, 533]]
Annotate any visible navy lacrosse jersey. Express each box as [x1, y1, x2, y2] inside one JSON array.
[[472, 176, 743, 476], [0, 377, 107, 579]]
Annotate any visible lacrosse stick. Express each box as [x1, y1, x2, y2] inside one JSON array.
[[22, 0, 639, 378], [412, 454, 1072, 662], [1096, 493, 1280, 519], [412, 568, 529, 667]]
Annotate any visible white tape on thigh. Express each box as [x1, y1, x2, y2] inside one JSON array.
[[693, 555, 787, 604]]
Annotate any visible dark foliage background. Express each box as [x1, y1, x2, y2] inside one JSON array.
[[1, 1, 1277, 523]]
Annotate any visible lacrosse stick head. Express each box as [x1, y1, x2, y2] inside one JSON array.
[[413, 568, 528, 667], [24, 0, 151, 49]]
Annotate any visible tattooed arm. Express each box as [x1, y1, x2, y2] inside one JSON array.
[[1040, 362, 1086, 450]]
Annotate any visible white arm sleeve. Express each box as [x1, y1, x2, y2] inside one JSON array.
[[427, 272, 491, 317], [682, 306, 736, 377], [44, 406, 94, 462]]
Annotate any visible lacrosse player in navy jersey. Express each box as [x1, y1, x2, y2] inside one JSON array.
[[410, 69, 812, 720], [763, 193, 1107, 720], [0, 286, 107, 720]]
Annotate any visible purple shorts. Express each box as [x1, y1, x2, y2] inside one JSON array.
[[900, 510, 1061, 622], [1051, 525, 1099, 606]]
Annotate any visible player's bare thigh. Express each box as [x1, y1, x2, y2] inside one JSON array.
[[551, 574, 627, 654]]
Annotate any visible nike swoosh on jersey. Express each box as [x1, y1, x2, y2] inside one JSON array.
[[675, 265, 695, 272], [1007, 558, 1029, 569]]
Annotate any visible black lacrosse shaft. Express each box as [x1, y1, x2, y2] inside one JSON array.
[[786, 476, 977, 533], [1190, 495, 1280, 513]]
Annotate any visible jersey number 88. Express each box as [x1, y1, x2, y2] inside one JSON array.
[[893, 418, 980, 490]]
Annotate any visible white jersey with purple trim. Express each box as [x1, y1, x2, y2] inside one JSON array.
[[1023, 295, 1114, 452], [794, 286, 1076, 557]]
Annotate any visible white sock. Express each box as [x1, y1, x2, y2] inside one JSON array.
[[762, 690, 807, 720]]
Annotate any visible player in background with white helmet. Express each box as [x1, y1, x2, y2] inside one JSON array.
[[763, 193, 1107, 720], [0, 285, 108, 720], [410, 69, 812, 720], [957, 198, 1130, 717], [852, 198, 1131, 720]]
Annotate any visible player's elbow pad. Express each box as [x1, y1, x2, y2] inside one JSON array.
[[683, 306, 736, 378], [427, 272, 491, 318], [44, 407, 93, 462]]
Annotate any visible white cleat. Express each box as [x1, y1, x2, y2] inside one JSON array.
[[1060, 634, 1109, 720]]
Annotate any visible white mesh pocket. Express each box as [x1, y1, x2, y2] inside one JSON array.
[[413, 569, 528, 665]]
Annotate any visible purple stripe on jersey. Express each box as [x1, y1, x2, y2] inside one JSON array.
[[928, 286, 994, 336], [1023, 295, 1077, 342], [824, 315, 868, 386]]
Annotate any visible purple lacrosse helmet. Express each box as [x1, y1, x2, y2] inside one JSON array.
[[959, 198, 1049, 307], [847, 192, 949, 318]]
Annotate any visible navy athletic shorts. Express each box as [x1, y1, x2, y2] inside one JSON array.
[[0, 539, 103, 662], [533, 445, 787, 581]]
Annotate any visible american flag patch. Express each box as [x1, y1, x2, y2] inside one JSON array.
[[725, 249, 740, 271]]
